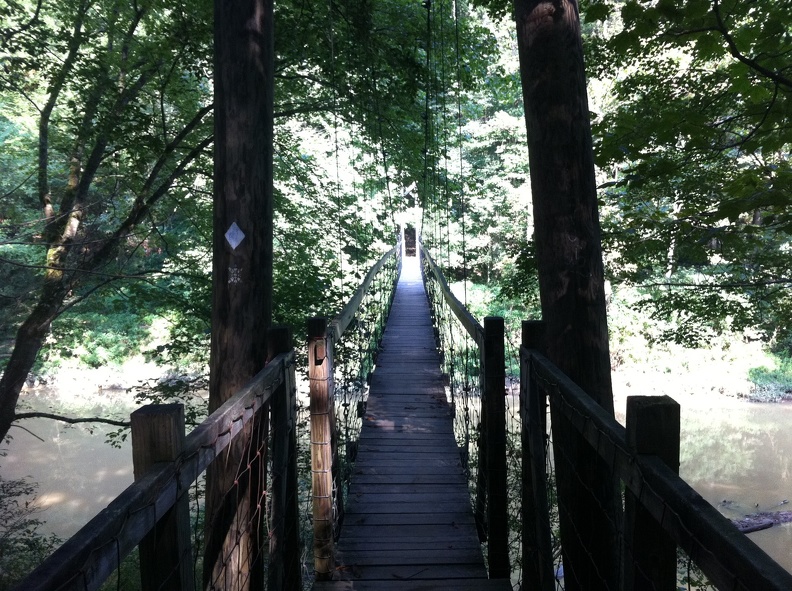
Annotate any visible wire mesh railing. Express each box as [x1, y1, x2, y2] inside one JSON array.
[[13, 240, 401, 591], [15, 329, 302, 591], [520, 320, 792, 591], [418, 243, 792, 591], [419, 241, 510, 581], [307, 241, 400, 580]]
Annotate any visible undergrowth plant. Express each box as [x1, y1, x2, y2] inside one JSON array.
[[0, 475, 60, 591]]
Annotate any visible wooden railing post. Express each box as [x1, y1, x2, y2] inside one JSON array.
[[483, 316, 509, 578], [268, 326, 302, 591], [131, 404, 194, 591], [309, 317, 335, 579], [624, 396, 680, 591], [474, 364, 489, 542], [521, 320, 555, 591]]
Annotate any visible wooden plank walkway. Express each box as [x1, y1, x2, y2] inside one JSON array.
[[314, 256, 511, 590]]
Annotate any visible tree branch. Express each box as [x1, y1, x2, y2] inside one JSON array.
[[716, 82, 780, 150], [0, 71, 42, 112], [274, 101, 334, 118], [38, 0, 90, 215], [713, 0, 792, 91], [86, 134, 213, 273], [9, 423, 44, 442], [0, 254, 203, 284], [14, 412, 131, 428], [641, 278, 792, 289], [1, 0, 44, 46], [141, 103, 213, 195], [1, 172, 35, 200]]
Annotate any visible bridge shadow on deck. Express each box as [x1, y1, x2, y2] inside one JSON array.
[[314, 256, 510, 590]]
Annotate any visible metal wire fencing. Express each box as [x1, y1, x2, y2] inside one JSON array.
[[519, 321, 792, 591], [420, 242, 511, 581], [307, 243, 400, 581], [16, 336, 302, 591]]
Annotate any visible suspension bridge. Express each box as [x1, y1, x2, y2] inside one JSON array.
[[312, 256, 510, 590], [13, 241, 792, 591]]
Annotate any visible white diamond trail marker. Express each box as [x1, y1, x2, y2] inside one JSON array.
[[225, 222, 245, 250]]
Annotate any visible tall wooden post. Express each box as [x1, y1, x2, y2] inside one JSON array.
[[474, 362, 489, 542], [514, 1, 621, 588], [521, 320, 554, 591], [131, 404, 194, 591], [268, 327, 302, 591], [483, 316, 509, 578], [309, 317, 335, 579], [624, 396, 680, 591], [206, 0, 275, 586]]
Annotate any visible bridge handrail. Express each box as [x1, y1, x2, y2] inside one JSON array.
[[522, 344, 792, 591], [418, 241, 510, 578], [17, 350, 295, 591], [419, 241, 484, 348], [309, 240, 401, 580], [328, 246, 397, 343]]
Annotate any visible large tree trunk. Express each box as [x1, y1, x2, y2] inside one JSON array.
[[203, 0, 275, 588], [514, 1, 621, 589], [0, 282, 69, 440]]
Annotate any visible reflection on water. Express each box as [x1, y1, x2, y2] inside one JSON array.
[[2, 390, 134, 539], [618, 396, 792, 574], [681, 402, 792, 574]]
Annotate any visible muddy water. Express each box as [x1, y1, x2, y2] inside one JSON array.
[[2, 389, 134, 539], [616, 395, 792, 574]]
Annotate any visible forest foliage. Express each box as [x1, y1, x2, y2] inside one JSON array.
[[0, 0, 790, 415]]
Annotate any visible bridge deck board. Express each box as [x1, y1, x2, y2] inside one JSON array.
[[313, 257, 511, 591]]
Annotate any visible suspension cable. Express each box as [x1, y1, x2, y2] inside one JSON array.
[[328, 0, 344, 303], [420, 0, 433, 242], [438, 0, 451, 268], [453, 0, 468, 309]]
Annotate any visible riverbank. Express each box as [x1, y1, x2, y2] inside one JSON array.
[[611, 332, 788, 407]]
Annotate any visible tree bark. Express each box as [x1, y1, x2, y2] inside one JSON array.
[[513, 1, 621, 589], [203, 0, 275, 587], [0, 282, 69, 440]]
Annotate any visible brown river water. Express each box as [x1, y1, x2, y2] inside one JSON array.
[[614, 392, 792, 574], [3, 389, 135, 538], [4, 380, 792, 575], [676, 400, 792, 573]]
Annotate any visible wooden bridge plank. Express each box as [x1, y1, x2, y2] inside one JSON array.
[[314, 580, 512, 591], [332, 564, 489, 581], [314, 259, 496, 589], [350, 474, 467, 486], [338, 524, 480, 539], [346, 483, 466, 494], [342, 513, 476, 527], [335, 549, 486, 566], [338, 539, 482, 552]]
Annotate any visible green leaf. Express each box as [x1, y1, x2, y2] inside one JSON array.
[[584, 2, 612, 23]]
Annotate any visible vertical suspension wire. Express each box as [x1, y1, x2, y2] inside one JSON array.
[[437, 0, 457, 427], [326, 0, 351, 542], [430, 0, 439, 248], [453, 0, 468, 311], [373, 70, 396, 232], [420, 0, 432, 242], [438, 0, 451, 269], [356, 1, 396, 248], [328, 0, 344, 305], [451, 0, 474, 484]]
